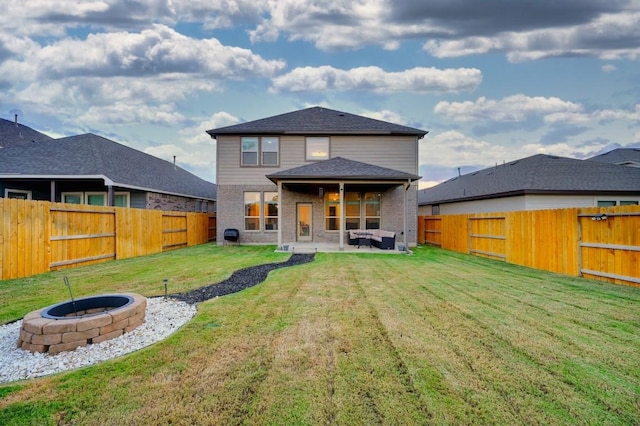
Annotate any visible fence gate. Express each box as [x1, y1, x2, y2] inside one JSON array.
[[578, 211, 640, 287], [468, 216, 506, 261], [422, 216, 442, 246]]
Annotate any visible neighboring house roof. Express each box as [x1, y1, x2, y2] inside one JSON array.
[[0, 118, 53, 148], [419, 154, 640, 205], [588, 148, 640, 167], [207, 106, 427, 137], [0, 133, 217, 200], [267, 156, 420, 183]]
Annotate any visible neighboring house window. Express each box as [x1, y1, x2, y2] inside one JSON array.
[[597, 200, 638, 207], [324, 191, 340, 231], [432, 204, 440, 215], [262, 137, 279, 166], [114, 192, 130, 208], [365, 192, 381, 229], [86, 192, 106, 206], [242, 136, 279, 166], [244, 192, 260, 230], [62, 192, 83, 204], [345, 192, 361, 230], [306, 137, 329, 161], [264, 192, 278, 231], [5, 189, 31, 200]]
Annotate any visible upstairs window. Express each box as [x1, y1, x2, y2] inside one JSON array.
[[241, 137, 279, 166], [262, 137, 279, 166], [306, 137, 329, 161], [241, 137, 259, 165]]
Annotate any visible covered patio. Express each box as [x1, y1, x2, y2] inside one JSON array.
[[266, 157, 420, 252]]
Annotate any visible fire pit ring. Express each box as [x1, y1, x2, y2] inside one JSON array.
[[18, 293, 146, 354]]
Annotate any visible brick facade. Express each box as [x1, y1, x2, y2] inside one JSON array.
[[146, 192, 215, 213], [217, 183, 418, 247]]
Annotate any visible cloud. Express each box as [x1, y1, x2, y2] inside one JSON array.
[[270, 66, 482, 93], [360, 109, 408, 125], [0, 24, 285, 129], [423, 10, 640, 61], [77, 103, 186, 126], [602, 64, 617, 72], [419, 129, 622, 184], [434, 95, 583, 122], [544, 104, 640, 124], [181, 111, 241, 145], [0, 24, 285, 82]]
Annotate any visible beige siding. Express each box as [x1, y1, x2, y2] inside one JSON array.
[[433, 193, 640, 215], [330, 136, 419, 174], [217, 134, 419, 185]]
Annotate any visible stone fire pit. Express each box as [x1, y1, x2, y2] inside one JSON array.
[[17, 293, 146, 354]]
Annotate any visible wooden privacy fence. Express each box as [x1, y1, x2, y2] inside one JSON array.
[[1, 198, 216, 280], [419, 205, 640, 288]]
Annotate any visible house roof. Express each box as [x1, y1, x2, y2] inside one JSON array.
[[206, 106, 427, 138], [418, 154, 640, 205], [266, 156, 420, 183], [0, 118, 53, 148], [588, 148, 640, 167], [0, 133, 217, 200]]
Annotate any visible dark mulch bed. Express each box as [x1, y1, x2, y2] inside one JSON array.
[[170, 253, 315, 304]]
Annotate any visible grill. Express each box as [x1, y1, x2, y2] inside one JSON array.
[[223, 228, 240, 243]]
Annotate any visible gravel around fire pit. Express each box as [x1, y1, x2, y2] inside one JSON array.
[[0, 253, 315, 384], [171, 253, 316, 304], [0, 297, 196, 384]]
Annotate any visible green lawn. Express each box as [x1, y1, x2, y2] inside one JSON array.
[[1, 244, 639, 425]]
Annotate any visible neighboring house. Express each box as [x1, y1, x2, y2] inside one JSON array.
[[588, 148, 640, 168], [0, 117, 53, 148], [207, 106, 427, 249], [418, 153, 640, 215], [0, 133, 216, 212]]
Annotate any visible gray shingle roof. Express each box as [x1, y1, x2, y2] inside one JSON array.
[[207, 106, 427, 137], [267, 156, 420, 182], [418, 154, 640, 205], [0, 133, 216, 200], [0, 118, 53, 148], [588, 148, 640, 167]]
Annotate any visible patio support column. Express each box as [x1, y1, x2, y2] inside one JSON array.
[[403, 180, 410, 250], [339, 182, 345, 250], [50, 180, 56, 202], [107, 185, 114, 206], [277, 181, 283, 250]]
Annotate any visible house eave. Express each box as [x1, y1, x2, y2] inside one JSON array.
[[0, 174, 216, 201], [420, 189, 640, 205]]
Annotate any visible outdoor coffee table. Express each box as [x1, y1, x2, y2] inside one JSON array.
[[354, 231, 373, 248]]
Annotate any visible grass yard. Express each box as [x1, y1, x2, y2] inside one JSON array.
[[1, 244, 639, 425]]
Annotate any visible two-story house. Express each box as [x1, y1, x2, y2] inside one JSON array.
[[207, 106, 427, 250]]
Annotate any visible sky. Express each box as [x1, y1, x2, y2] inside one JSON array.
[[0, 1, 639, 188]]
